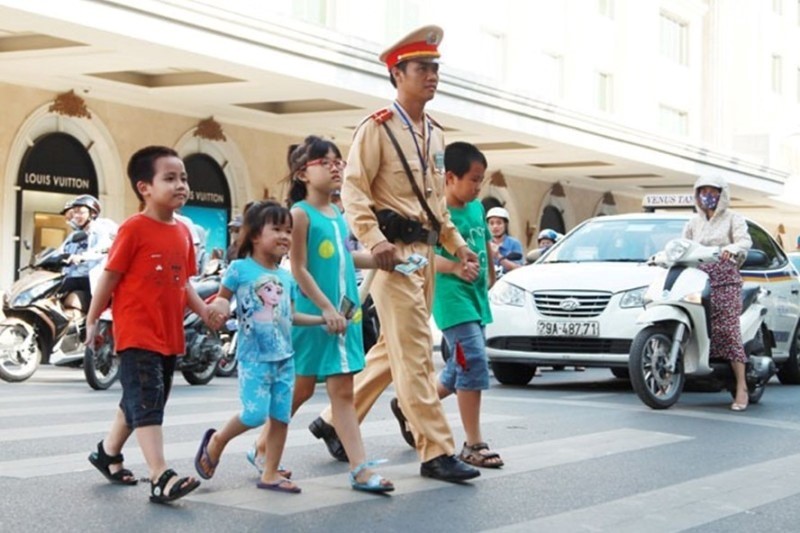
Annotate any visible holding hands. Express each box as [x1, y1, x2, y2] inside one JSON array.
[[322, 306, 348, 335], [455, 245, 480, 282], [204, 297, 231, 330], [371, 241, 404, 272]]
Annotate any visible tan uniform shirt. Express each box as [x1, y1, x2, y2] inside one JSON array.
[[341, 104, 466, 255]]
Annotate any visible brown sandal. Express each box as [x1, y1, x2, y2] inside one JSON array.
[[459, 442, 504, 469]]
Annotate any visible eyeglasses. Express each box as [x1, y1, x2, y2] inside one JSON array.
[[305, 158, 347, 170]]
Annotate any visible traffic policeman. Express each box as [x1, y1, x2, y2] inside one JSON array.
[[311, 25, 480, 482]]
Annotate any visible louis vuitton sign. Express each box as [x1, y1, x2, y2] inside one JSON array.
[[18, 132, 98, 196]]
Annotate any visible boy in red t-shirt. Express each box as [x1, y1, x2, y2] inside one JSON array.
[[85, 146, 223, 504]]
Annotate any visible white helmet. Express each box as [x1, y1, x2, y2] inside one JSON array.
[[486, 206, 510, 221]]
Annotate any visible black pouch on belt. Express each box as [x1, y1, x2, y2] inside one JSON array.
[[376, 209, 428, 244]]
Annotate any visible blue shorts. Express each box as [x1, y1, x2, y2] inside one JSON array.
[[440, 321, 490, 392], [118, 348, 177, 429], [238, 358, 295, 427]]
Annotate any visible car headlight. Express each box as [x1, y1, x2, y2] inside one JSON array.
[[619, 287, 647, 308], [489, 280, 526, 307], [12, 279, 61, 307], [665, 239, 692, 262]]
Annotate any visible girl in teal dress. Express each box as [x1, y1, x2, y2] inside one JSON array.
[[253, 136, 393, 493]]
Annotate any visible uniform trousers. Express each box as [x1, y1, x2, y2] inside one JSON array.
[[320, 241, 455, 462]]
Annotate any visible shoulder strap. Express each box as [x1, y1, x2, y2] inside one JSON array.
[[380, 122, 441, 235]]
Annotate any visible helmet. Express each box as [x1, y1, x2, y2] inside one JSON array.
[[70, 194, 101, 218], [538, 229, 559, 243], [227, 215, 243, 229], [486, 207, 510, 221], [60, 199, 74, 215]]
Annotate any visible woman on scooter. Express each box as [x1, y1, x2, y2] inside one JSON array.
[[682, 175, 752, 411], [59, 195, 116, 315]]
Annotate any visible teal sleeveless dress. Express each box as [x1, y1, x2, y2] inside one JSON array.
[[292, 201, 365, 378]]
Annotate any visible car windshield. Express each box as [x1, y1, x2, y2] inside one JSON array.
[[542, 218, 687, 263]]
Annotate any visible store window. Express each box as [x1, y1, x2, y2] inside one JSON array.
[[182, 153, 232, 259], [16, 132, 99, 273], [540, 205, 566, 235]]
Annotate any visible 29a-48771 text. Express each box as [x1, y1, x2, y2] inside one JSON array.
[[537, 321, 600, 337]]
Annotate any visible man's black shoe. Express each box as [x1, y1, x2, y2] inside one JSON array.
[[308, 417, 348, 462], [390, 397, 415, 448], [420, 454, 480, 482]]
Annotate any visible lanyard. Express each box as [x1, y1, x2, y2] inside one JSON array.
[[392, 102, 432, 183]]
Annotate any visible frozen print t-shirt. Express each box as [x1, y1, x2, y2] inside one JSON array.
[[222, 257, 297, 363]]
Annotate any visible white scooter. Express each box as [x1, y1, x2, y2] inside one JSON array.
[[628, 238, 775, 409]]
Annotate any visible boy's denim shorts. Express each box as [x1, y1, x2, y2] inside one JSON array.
[[440, 321, 490, 392], [238, 358, 295, 427], [118, 348, 177, 429]]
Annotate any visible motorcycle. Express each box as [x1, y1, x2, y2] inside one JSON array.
[[628, 238, 775, 409], [83, 264, 225, 389], [0, 232, 92, 382], [214, 295, 238, 377]]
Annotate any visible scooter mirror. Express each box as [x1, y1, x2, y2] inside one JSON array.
[[69, 231, 88, 243], [505, 252, 523, 262]]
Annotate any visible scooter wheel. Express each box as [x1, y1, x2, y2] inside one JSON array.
[[629, 325, 686, 409]]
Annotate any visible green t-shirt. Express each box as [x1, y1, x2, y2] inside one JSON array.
[[432, 199, 493, 330]]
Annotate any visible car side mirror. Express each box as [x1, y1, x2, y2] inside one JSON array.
[[742, 249, 769, 268]]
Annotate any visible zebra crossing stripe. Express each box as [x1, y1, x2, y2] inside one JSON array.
[[186, 428, 691, 516], [486, 450, 800, 532], [0, 413, 519, 478]]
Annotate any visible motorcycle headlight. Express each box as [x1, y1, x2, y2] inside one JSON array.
[[681, 291, 703, 304], [619, 287, 647, 308], [665, 239, 692, 262], [489, 280, 526, 307], [12, 279, 61, 307]]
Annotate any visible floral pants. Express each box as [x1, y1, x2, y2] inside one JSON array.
[[700, 260, 748, 364]]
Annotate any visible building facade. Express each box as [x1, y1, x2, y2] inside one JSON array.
[[0, 0, 798, 285]]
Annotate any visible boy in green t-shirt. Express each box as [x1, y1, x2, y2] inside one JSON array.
[[391, 142, 504, 468]]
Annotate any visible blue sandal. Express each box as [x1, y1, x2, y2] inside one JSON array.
[[246, 443, 292, 479], [349, 459, 394, 493]]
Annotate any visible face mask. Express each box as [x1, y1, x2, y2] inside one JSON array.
[[699, 192, 719, 210]]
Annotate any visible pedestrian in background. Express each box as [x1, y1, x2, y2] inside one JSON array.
[[225, 214, 242, 263], [85, 146, 219, 504], [487, 206, 523, 274]]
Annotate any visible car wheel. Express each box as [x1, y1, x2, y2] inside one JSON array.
[[610, 367, 629, 380], [777, 322, 800, 385], [628, 325, 685, 409], [491, 362, 536, 386]]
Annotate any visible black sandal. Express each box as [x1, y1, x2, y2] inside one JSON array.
[[87, 440, 138, 485], [149, 469, 201, 504]]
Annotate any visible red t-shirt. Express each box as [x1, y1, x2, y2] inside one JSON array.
[[106, 214, 197, 356]]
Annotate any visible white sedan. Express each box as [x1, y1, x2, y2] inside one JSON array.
[[486, 213, 800, 386]]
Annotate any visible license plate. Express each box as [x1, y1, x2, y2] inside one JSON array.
[[537, 321, 599, 337]]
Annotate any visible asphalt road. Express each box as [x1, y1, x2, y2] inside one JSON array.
[[2, 364, 800, 532]]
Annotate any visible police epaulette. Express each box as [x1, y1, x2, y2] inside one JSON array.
[[371, 108, 394, 124], [426, 113, 444, 130]]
